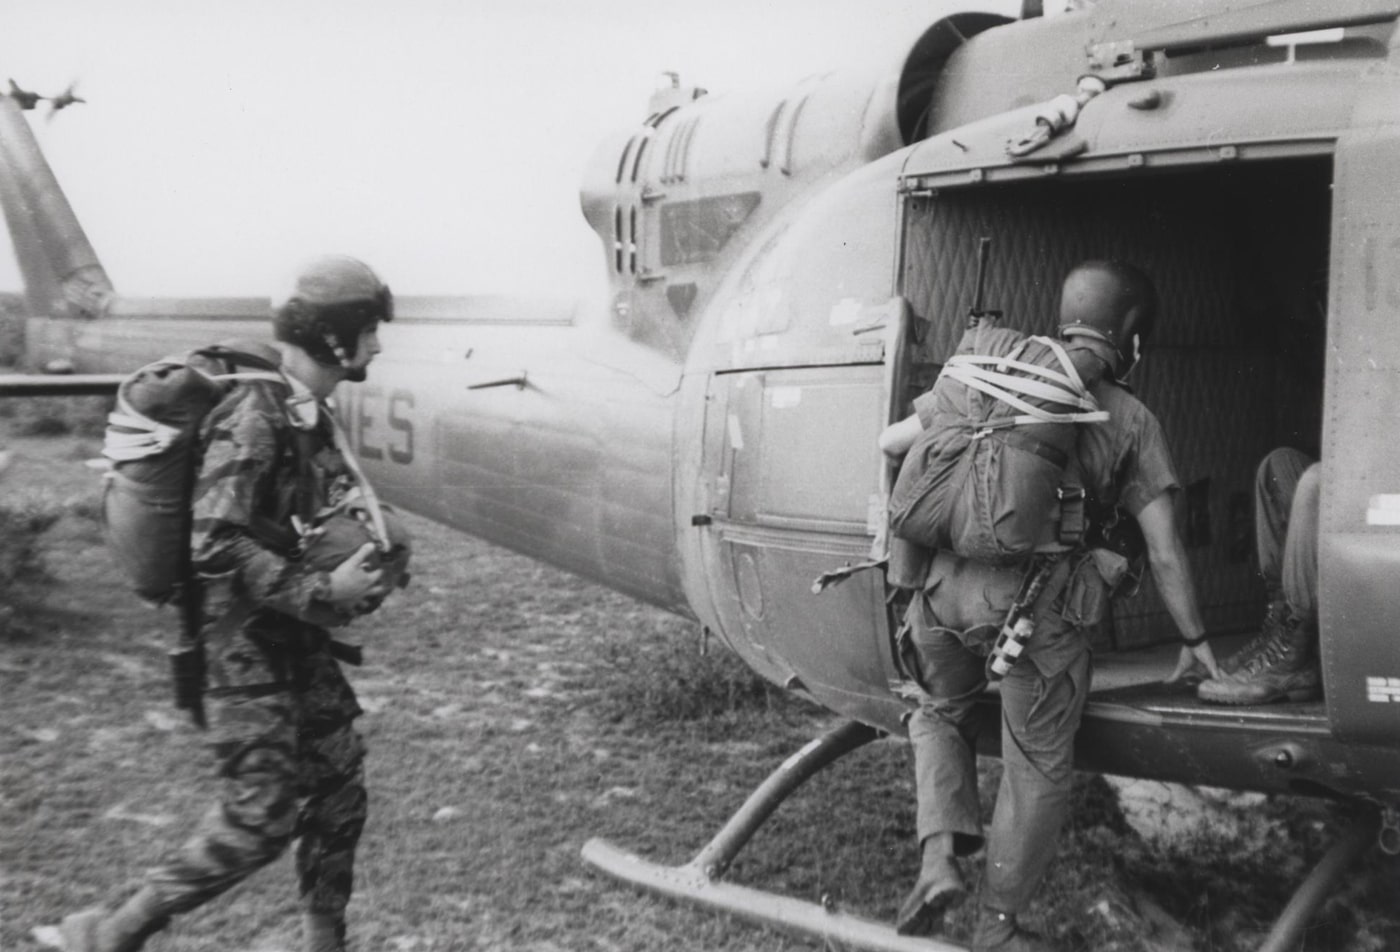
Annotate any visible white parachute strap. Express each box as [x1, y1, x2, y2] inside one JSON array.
[[327, 411, 392, 553], [941, 336, 1108, 427], [955, 335, 1090, 394], [946, 362, 1101, 412], [942, 364, 1107, 426], [102, 364, 287, 462]]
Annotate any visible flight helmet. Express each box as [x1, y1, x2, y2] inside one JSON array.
[[1057, 260, 1157, 380], [272, 255, 393, 371]]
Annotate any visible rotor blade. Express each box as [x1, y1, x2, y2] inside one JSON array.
[[0, 373, 123, 397]]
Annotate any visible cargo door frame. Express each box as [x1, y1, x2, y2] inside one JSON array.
[[893, 113, 1341, 646]]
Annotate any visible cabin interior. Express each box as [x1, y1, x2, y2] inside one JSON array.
[[896, 156, 1331, 709]]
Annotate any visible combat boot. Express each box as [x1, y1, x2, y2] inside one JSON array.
[[38, 888, 167, 952], [972, 908, 1056, 952], [1219, 599, 1288, 675], [894, 851, 966, 936], [1198, 610, 1320, 705]]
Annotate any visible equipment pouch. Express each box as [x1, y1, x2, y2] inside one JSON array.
[[1090, 546, 1131, 590], [1058, 553, 1110, 628]]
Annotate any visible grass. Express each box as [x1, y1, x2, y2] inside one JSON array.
[[1, 418, 1398, 952]]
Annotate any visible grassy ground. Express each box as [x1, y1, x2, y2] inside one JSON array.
[[2, 414, 1398, 952]]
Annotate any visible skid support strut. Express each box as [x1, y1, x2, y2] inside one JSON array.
[[1256, 804, 1382, 952], [582, 720, 969, 952]]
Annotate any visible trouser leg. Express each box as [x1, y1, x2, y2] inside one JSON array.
[[909, 694, 986, 854], [291, 643, 367, 952], [1254, 448, 1313, 601], [295, 724, 368, 918], [907, 599, 992, 855], [144, 738, 300, 915], [1201, 459, 1322, 704], [981, 645, 1092, 914], [1280, 463, 1320, 623]]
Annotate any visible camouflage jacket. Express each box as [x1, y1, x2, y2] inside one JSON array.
[[191, 376, 356, 623]]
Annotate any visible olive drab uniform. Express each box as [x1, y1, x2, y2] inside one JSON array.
[[1250, 447, 1318, 622], [903, 380, 1179, 916], [141, 372, 368, 922]]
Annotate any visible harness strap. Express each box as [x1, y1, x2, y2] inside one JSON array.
[[943, 331, 1108, 427], [950, 364, 1101, 411], [327, 411, 393, 554], [103, 368, 288, 462], [955, 335, 1087, 393], [987, 428, 1069, 469], [945, 361, 1110, 425], [959, 334, 1090, 389], [1057, 486, 1087, 546]]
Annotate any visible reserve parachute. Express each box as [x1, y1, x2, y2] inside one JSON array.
[[299, 492, 412, 628]]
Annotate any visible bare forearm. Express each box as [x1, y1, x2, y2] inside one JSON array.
[[1137, 493, 1207, 641], [1150, 542, 1207, 641], [880, 414, 923, 458]]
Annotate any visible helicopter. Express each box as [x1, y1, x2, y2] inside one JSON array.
[[3, 1, 1400, 949]]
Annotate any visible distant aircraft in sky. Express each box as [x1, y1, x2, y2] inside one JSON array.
[[46, 83, 84, 117], [7, 79, 40, 111]]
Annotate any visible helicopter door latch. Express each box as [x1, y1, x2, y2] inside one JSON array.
[[1085, 40, 1156, 85]]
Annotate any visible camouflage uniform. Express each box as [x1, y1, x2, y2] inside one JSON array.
[[141, 377, 367, 922]]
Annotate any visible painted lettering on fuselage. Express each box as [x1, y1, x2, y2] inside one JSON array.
[[346, 386, 415, 464]]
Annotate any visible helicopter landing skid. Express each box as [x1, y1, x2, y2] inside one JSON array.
[[581, 719, 969, 952], [1257, 804, 1382, 952]]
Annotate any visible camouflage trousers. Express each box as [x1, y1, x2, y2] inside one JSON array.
[[144, 611, 367, 919]]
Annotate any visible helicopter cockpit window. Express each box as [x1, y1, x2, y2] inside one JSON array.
[[659, 193, 761, 268]]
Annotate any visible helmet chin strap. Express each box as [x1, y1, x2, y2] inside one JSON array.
[[1117, 334, 1142, 381], [319, 328, 361, 374]]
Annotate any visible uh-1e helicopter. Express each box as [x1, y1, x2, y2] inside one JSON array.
[[4, 0, 1400, 949]]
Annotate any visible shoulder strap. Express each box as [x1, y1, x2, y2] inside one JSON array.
[[942, 334, 1109, 428], [103, 354, 287, 463], [328, 412, 393, 552], [291, 426, 320, 528]]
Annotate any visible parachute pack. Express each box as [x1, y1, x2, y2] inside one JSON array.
[[101, 341, 289, 604], [888, 317, 1109, 566]]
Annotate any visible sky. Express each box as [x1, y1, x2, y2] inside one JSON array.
[[0, 0, 1020, 298]]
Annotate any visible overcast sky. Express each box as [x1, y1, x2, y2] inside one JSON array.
[[0, 0, 1018, 298]]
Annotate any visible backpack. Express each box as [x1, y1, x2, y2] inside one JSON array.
[[888, 318, 1108, 566], [101, 340, 288, 605]]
